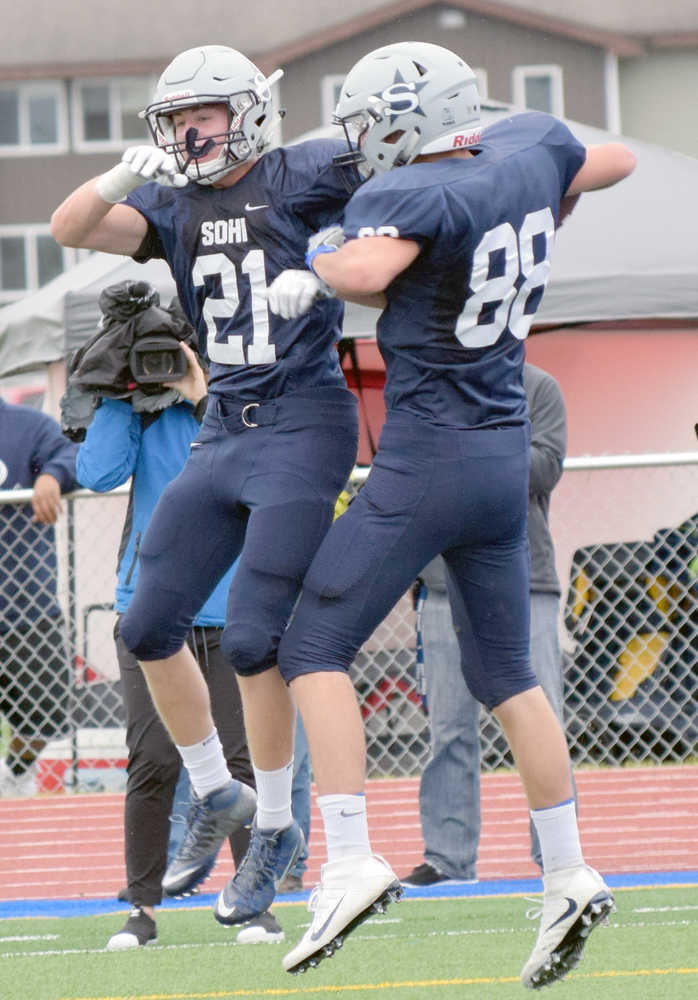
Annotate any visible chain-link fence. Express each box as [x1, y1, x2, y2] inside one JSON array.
[[1, 452, 697, 794]]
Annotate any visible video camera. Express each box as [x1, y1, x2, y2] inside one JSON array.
[[128, 332, 188, 385], [62, 281, 200, 440]]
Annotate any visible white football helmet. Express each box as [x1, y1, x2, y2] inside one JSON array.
[[334, 41, 481, 179], [143, 45, 283, 185]]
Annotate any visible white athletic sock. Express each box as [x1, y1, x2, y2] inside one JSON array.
[[530, 798, 583, 875], [318, 793, 370, 862], [254, 760, 294, 831], [176, 729, 232, 799]]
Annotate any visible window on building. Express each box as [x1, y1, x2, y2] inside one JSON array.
[[511, 65, 564, 116], [73, 76, 153, 150], [321, 75, 346, 128], [0, 226, 87, 304], [0, 82, 68, 155]]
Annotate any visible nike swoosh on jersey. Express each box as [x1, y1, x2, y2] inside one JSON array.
[[545, 896, 577, 931], [309, 895, 346, 942], [244, 202, 269, 211]]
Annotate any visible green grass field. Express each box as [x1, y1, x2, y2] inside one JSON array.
[[1, 886, 696, 1000]]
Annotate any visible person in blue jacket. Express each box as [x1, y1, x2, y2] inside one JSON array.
[[0, 399, 77, 798], [76, 341, 284, 950]]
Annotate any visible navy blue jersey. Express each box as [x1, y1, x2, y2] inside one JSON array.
[[342, 112, 585, 428], [126, 139, 353, 401]]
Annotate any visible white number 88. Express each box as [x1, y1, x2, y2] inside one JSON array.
[[455, 207, 555, 349]]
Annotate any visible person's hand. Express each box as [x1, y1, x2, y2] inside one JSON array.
[[163, 341, 207, 404], [31, 474, 63, 525], [267, 270, 333, 320], [95, 145, 188, 204]]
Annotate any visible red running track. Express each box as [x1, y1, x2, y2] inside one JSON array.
[[1, 765, 696, 901]]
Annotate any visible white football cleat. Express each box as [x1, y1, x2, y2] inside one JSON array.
[[283, 853, 402, 974], [521, 864, 615, 989]]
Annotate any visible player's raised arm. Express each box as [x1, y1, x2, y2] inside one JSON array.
[[565, 142, 636, 197], [310, 234, 419, 298], [51, 145, 187, 255]]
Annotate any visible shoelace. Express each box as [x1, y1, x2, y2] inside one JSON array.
[[177, 798, 221, 857], [524, 896, 544, 921], [233, 832, 280, 892], [304, 855, 392, 916]]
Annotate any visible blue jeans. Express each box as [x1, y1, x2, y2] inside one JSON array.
[[289, 713, 310, 877], [418, 588, 571, 877]]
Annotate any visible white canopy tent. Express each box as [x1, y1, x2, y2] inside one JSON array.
[[1, 103, 697, 381]]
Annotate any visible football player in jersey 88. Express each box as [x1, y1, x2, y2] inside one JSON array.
[[51, 43, 364, 927], [266, 41, 636, 981]]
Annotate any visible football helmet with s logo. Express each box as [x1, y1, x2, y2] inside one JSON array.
[[334, 41, 481, 179], [143, 45, 283, 185]]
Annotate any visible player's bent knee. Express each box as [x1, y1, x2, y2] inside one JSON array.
[[118, 614, 185, 661], [222, 622, 277, 676], [276, 619, 354, 684]]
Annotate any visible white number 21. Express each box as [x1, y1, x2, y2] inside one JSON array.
[[192, 250, 275, 365], [455, 207, 555, 349]]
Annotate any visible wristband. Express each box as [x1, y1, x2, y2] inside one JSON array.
[[305, 243, 338, 274], [95, 162, 141, 204]]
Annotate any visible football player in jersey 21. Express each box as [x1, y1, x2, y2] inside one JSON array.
[[51, 44, 366, 936], [266, 41, 636, 982]]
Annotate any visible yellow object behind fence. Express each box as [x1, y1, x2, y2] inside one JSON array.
[[610, 631, 669, 701]]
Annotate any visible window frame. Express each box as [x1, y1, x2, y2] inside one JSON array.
[[321, 74, 346, 128], [0, 80, 68, 156], [72, 75, 155, 152], [0, 224, 89, 304], [511, 64, 564, 117]]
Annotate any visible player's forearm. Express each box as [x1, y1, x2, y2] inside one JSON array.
[[344, 292, 387, 309], [51, 179, 115, 247], [313, 243, 385, 296], [52, 180, 146, 255], [313, 236, 419, 297], [565, 143, 636, 196]]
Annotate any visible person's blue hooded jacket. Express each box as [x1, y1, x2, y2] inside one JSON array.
[[77, 398, 233, 624]]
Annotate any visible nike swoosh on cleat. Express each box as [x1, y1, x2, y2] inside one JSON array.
[[244, 202, 269, 211], [546, 897, 577, 931], [215, 898, 240, 920], [309, 896, 346, 941]]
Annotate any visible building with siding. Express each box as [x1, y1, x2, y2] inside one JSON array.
[[0, 1, 694, 302]]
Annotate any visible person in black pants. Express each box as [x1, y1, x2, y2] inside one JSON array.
[[76, 335, 283, 948]]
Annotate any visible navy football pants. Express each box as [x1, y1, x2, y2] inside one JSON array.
[[278, 410, 538, 710], [120, 386, 358, 674]]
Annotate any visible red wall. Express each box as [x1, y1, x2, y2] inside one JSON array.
[[525, 328, 698, 457], [342, 327, 698, 462]]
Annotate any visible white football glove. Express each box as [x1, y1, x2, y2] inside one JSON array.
[[307, 225, 345, 256], [267, 269, 334, 320], [95, 145, 188, 204]]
